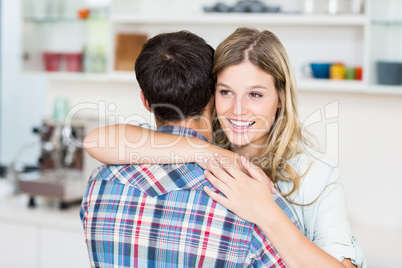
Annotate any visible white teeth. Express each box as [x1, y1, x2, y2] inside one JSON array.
[[228, 119, 254, 127]]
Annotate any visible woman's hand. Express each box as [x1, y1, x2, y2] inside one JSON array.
[[205, 154, 356, 268], [203, 154, 277, 225]]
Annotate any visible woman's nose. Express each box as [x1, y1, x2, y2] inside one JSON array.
[[231, 98, 246, 115]]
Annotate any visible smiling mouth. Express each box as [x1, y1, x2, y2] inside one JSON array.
[[227, 118, 255, 133]]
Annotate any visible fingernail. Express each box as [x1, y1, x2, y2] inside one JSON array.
[[214, 152, 219, 157], [204, 157, 208, 164], [241, 156, 246, 166], [204, 170, 208, 175]]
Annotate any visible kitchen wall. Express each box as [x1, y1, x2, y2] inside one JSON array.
[[0, 0, 47, 166], [1, 0, 402, 266]]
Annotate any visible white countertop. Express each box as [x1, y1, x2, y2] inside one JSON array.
[[0, 179, 82, 231]]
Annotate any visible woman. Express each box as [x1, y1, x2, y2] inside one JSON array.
[[84, 27, 365, 267]]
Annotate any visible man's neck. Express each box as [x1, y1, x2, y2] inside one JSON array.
[[156, 119, 212, 142]]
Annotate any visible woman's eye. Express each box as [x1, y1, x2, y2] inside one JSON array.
[[219, 90, 232, 96], [250, 92, 263, 98]]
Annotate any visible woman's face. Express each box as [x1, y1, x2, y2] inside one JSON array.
[[215, 61, 280, 149]]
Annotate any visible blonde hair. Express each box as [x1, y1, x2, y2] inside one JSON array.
[[212, 27, 306, 199]]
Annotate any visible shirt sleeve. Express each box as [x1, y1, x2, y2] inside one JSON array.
[[299, 160, 367, 268]]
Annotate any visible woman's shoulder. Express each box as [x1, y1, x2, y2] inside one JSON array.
[[294, 151, 339, 181], [281, 151, 341, 203]]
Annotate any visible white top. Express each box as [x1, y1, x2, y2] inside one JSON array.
[[278, 151, 367, 268]]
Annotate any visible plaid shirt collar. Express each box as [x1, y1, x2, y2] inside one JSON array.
[[105, 126, 210, 197], [157, 125, 209, 142]]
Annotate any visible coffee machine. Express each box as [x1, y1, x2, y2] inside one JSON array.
[[17, 118, 89, 209]]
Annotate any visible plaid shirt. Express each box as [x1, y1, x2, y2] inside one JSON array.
[[80, 126, 302, 268]]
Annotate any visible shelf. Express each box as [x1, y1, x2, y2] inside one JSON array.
[[371, 20, 402, 26], [299, 79, 402, 95], [366, 84, 402, 95], [23, 16, 108, 24], [111, 13, 366, 26], [40, 71, 137, 83], [40, 73, 402, 95], [298, 79, 402, 95], [24, 70, 402, 96], [298, 78, 365, 93]]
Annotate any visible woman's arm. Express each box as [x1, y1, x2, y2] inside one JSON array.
[[84, 124, 277, 193], [203, 155, 356, 268], [83, 124, 227, 166]]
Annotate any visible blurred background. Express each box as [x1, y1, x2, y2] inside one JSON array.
[[0, 0, 401, 267]]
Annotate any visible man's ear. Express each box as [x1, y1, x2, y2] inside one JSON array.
[[140, 90, 153, 113], [206, 95, 215, 112]]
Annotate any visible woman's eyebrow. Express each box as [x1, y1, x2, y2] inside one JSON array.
[[216, 82, 230, 88], [248, 85, 269, 91], [216, 82, 271, 91]]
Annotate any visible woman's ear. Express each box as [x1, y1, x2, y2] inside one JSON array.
[[140, 90, 153, 113]]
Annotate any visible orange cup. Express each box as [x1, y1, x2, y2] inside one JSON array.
[[355, 67, 363, 80]]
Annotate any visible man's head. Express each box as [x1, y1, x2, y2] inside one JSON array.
[[135, 31, 215, 125]]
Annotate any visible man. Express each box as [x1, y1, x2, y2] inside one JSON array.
[[80, 31, 299, 267]]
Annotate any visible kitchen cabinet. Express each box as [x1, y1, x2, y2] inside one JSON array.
[[367, 0, 402, 87], [20, 0, 402, 95], [0, 194, 89, 268], [0, 221, 89, 268], [110, 11, 366, 91], [22, 0, 110, 74], [40, 228, 89, 268], [0, 222, 39, 268]]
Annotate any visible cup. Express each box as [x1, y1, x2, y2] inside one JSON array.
[[65, 53, 83, 72], [327, 0, 348, 14], [282, 0, 303, 14], [31, 0, 48, 19], [304, 63, 331, 79], [48, 0, 63, 18], [345, 67, 355, 80], [43, 52, 62, 72], [355, 67, 363, 80], [330, 63, 346, 80], [376, 61, 402, 85], [349, 0, 363, 14], [52, 98, 69, 122]]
